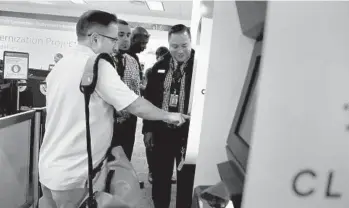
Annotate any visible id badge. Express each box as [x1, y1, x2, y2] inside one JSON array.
[[169, 93, 179, 107]]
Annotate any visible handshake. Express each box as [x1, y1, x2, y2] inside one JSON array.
[[164, 112, 190, 127]]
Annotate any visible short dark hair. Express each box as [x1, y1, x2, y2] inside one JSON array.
[[117, 19, 129, 26], [76, 10, 117, 40], [55, 53, 63, 58], [168, 24, 191, 40], [156, 46, 169, 57], [131, 26, 150, 40]]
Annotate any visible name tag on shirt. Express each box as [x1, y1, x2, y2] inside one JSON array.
[[158, 69, 165, 73]]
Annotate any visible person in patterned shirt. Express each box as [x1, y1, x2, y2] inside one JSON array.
[[110, 19, 141, 161], [126, 26, 150, 81]]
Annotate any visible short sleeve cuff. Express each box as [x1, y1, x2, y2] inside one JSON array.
[[114, 93, 139, 112]]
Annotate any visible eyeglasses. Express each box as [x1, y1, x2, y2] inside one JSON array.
[[88, 33, 118, 43]]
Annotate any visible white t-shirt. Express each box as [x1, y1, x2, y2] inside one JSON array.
[[38, 45, 138, 191]]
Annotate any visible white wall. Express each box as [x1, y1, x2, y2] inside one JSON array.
[[0, 2, 191, 26], [193, 1, 254, 187], [0, 16, 170, 70], [243, 2, 349, 208], [189, 0, 202, 48], [0, 22, 77, 70], [0, 0, 193, 70]]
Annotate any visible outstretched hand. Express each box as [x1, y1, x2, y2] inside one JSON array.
[[165, 113, 190, 127], [181, 114, 190, 121]]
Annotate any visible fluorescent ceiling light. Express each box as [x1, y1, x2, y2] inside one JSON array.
[[70, 0, 86, 4], [146, 1, 164, 11]]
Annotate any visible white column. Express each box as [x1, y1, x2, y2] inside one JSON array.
[[190, 0, 203, 48], [243, 2, 349, 208]]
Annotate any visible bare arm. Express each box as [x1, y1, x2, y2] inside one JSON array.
[[125, 96, 170, 121], [125, 97, 190, 125], [94, 58, 189, 125]]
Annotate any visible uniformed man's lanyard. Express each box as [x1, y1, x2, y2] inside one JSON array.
[[167, 64, 187, 172], [169, 68, 184, 112]]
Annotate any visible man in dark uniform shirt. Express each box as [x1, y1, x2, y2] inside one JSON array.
[[143, 24, 195, 208], [144, 46, 170, 82], [143, 46, 172, 184]]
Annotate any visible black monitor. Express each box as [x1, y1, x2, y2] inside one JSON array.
[[227, 39, 263, 175], [218, 37, 264, 208], [224, 0, 267, 182], [215, 2, 267, 208]]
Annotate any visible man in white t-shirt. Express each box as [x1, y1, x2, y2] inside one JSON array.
[[38, 10, 189, 208]]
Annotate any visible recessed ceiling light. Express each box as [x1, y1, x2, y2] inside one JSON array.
[[70, 0, 86, 4], [27, 0, 53, 5], [146, 1, 164, 11], [130, 0, 146, 5]]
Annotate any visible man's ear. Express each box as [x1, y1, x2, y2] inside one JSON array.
[[89, 32, 99, 44]]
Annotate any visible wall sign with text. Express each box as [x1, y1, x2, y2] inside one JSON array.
[[0, 16, 170, 70], [3, 51, 29, 80]]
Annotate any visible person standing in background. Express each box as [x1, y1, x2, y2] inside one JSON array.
[[156, 46, 171, 62], [142, 46, 174, 184], [110, 19, 141, 161], [143, 24, 195, 208], [143, 46, 170, 88], [125, 26, 150, 81], [49, 53, 63, 71], [53, 53, 63, 64]]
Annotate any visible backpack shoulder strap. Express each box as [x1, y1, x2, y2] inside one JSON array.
[[80, 53, 115, 95], [79, 52, 115, 208]]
